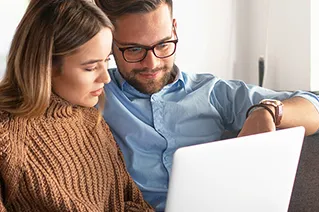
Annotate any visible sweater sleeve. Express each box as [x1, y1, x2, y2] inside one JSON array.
[[0, 123, 9, 212], [103, 123, 154, 211], [117, 145, 154, 212], [0, 114, 24, 212], [0, 185, 6, 212], [0, 169, 7, 211]]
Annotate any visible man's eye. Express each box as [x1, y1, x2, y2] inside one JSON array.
[[157, 43, 169, 49], [126, 47, 143, 53]]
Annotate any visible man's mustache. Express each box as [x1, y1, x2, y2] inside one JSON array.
[[132, 66, 167, 74]]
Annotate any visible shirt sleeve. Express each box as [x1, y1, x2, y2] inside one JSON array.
[[210, 79, 319, 131]]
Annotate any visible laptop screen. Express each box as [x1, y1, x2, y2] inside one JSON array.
[[165, 126, 305, 212]]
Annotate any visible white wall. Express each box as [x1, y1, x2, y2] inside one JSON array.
[[1, 0, 315, 92], [311, 0, 319, 91], [261, 0, 311, 91], [174, 0, 235, 80], [175, 0, 313, 91], [0, 1, 28, 79]]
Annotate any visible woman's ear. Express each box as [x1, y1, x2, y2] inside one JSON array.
[[51, 57, 63, 78], [51, 65, 61, 78]]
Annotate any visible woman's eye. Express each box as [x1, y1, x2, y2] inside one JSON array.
[[85, 67, 97, 72]]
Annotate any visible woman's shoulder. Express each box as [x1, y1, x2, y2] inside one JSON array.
[[0, 110, 10, 120], [0, 110, 27, 146], [0, 110, 11, 131], [0, 110, 26, 201], [0, 110, 26, 130], [0, 110, 12, 163], [0, 110, 28, 165]]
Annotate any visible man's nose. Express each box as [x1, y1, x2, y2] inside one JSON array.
[[140, 50, 160, 69]]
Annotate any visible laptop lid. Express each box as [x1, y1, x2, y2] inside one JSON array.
[[165, 126, 305, 212]]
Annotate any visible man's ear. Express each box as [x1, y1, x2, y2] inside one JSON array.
[[173, 18, 177, 29]]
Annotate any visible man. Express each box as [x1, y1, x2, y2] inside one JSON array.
[[95, 0, 319, 211]]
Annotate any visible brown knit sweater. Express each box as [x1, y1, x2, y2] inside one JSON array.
[[0, 93, 154, 212]]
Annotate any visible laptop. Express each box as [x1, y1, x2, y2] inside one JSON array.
[[165, 126, 305, 212]]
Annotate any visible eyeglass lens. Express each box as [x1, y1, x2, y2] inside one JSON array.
[[123, 41, 176, 62]]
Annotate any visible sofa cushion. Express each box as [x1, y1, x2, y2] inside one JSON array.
[[288, 133, 319, 211], [221, 130, 319, 211]]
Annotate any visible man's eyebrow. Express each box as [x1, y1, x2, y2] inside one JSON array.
[[115, 35, 172, 47]]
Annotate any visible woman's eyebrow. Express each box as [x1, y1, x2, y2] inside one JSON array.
[[80, 59, 103, 65], [80, 52, 112, 65]]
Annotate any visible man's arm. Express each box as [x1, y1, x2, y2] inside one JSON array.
[[238, 96, 319, 137]]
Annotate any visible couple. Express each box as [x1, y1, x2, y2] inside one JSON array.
[[1, 0, 319, 211]]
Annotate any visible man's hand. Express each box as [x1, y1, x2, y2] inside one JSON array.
[[238, 107, 276, 137], [238, 97, 319, 137]]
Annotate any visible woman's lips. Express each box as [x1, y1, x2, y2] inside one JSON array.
[[90, 88, 103, 96]]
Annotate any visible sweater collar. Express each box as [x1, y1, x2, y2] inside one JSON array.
[[46, 92, 78, 118]]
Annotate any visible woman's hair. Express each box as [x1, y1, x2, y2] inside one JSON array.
[[94, 0, 173, 26], [0, 0, 114, 117]]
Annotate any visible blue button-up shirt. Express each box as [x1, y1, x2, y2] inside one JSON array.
[[103, 65, 319, 211]]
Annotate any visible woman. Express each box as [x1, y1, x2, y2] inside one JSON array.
[[0, 0, 153, 211]]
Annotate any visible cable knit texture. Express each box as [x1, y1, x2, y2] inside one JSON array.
[[0, 93, 154, 212]]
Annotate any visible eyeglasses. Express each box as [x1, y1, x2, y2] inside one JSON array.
[[113, 28, 178, 63]]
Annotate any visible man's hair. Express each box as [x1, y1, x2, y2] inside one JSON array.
[[0, 0, 114, 117], [95, 0, 173, 25]]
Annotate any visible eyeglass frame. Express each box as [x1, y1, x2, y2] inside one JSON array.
[[113, 27, 178, 63]]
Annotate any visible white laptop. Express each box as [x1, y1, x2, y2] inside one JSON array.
[[165, 126, 305, 212]]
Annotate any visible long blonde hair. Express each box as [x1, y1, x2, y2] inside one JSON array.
[[0, 0, 113, 117]]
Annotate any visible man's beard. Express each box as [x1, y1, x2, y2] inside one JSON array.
[[121, 65, 175, 94]]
